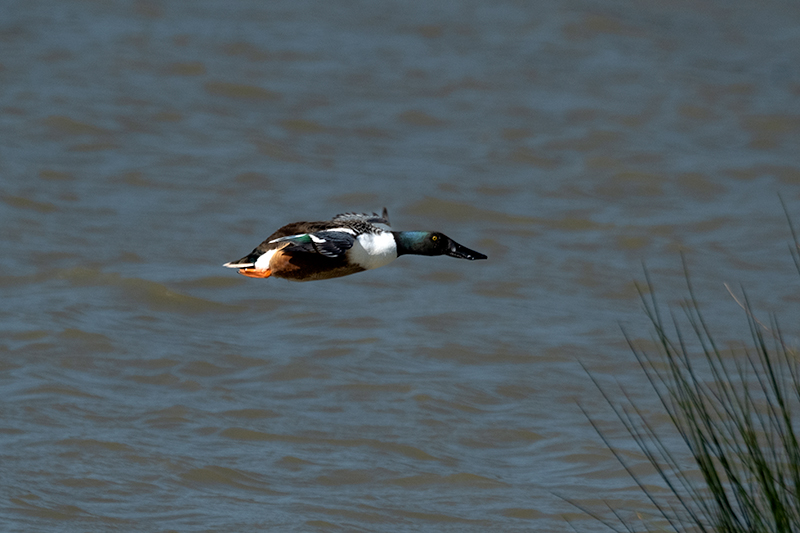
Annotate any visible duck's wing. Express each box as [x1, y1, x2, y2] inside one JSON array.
[[332, 208, 391, 230], [224, 221, 357, 268], [224, 211, 390, 268], [269, 230, 357, 258]]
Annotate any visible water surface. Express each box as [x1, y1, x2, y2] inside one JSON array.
[[2, 0, 800, 531]]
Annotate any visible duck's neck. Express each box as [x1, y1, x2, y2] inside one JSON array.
[[392, 231, 429, 257]]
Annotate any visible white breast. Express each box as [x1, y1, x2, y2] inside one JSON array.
[[349, 232, 398, 270]]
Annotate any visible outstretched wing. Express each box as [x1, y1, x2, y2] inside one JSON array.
[[269, 230, 356, 258]]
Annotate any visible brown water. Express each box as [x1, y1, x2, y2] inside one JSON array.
[[2, 0, 800, 531]]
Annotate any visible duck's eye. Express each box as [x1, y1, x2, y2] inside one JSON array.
[[431, 235, 438, 241]]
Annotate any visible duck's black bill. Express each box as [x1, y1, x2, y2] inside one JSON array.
[[446, 240, 487, 260]]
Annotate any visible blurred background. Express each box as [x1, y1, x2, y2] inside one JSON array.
[[2, 0, 800, 531]]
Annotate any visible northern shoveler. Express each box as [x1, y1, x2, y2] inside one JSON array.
[[223, 208, 487, 281]]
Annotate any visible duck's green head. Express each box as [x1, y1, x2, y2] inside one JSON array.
[[393, 231, 487, 260]]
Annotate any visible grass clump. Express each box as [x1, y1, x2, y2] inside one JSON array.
[[581, 211, 800, 532]]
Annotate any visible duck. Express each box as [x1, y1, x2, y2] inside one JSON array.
[[223, 208, 487, 281]]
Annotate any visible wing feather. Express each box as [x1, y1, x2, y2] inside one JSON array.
[[270, 231, 356, 258], [332, 208, 391, 228]]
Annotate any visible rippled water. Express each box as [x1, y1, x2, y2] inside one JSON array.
[[2, 0, 800, 531]]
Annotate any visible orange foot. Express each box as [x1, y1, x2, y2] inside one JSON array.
[[238, 268, 272, 279]]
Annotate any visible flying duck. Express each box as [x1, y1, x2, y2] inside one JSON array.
[[223, 208, 487, 281]]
